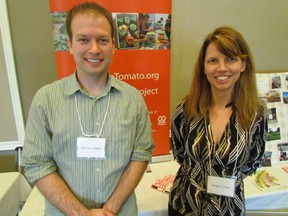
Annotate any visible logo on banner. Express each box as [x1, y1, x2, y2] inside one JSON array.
[[158, 115, 166, 126]]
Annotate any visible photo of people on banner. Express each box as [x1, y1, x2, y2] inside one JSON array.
[[114, 13, 171, 50], [49, 0, 172, 157]]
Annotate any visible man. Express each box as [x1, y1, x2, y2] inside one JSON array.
[[22, 2, 154, 216]]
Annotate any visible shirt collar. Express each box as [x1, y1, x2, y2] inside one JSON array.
[[65, 72, 122, 97]]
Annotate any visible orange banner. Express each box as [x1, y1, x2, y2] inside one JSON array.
[[49, 0, 171, 156]]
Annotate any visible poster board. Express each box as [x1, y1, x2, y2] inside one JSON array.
[[0, 2, 25, 151], [256, 72, 288, 165]]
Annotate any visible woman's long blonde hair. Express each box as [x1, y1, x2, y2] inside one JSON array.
[[184, 26, 264, 129]]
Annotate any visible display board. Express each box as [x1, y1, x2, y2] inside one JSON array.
[[0, 2, 25, 151], [256, 72, 288, 165]]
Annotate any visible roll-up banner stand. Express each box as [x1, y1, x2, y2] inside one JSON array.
[[49, 0, 172, 158]]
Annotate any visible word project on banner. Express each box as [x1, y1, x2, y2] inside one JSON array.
[[48, 0, 171, 156]]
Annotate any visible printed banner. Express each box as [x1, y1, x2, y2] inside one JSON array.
[[49, 0, 171, 156]]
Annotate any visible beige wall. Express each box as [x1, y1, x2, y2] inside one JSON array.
[[8, 0, 58, 121], [1, 0, 288, 172], [0, 0, 57, 172], [0, 26, 18, 141]]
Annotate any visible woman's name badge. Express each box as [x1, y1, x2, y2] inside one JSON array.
[[77, 137, 105, 159], [207, 175, 236, 198]]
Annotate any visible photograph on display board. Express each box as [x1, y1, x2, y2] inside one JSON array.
[[266, 107, 278, 123], [278, 143, 288, 162], [261, 151, 272, 167], [266, 90, 281, 103], [283, 91, 288, 104], [272, 75, 281, 89], [267, 127, 281, 141]]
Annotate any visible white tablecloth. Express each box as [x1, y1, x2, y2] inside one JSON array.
[[20, 161, 288, 216], [19, 162, 179, 216], [0, 172, 32, 216], [136, 161, 179, 216]]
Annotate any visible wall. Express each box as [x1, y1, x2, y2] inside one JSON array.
[[8, 0, 58, 121], [1, 0, 288, 172], [0, 0, 57, 172], [0, 25, 18, 142]]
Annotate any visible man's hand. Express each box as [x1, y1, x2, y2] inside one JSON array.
[[88, 208, 116, 216]]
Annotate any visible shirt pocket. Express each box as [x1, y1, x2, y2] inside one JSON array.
[[105, 118, 136, 162]]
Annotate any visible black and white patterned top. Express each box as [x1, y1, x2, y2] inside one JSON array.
[[169, 102, 267, 216]]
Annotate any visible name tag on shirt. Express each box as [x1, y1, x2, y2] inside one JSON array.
[[77, 137, 106, 159], [207, 175, 236, 198]]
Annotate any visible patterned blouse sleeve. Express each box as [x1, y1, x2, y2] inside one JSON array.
[[241, 115, 268, 176], [171, 102, 187, 164]]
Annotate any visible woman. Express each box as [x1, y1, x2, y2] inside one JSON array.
[[169, 26, 267, 216]]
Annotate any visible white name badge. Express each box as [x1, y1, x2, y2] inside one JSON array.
[[77, 137, 106, 159], [207, 175, 236, 198]]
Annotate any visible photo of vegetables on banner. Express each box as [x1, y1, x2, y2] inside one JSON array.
[[49, 0, 172, 156], [115, 13, 139, 49]]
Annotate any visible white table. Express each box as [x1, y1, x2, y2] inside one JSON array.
[[244, 165, 288, 215], [0, 172, 32, 216], [136, 161, 179, 216], [19, 162, 179, 216], [20, 161, 288, 216]]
